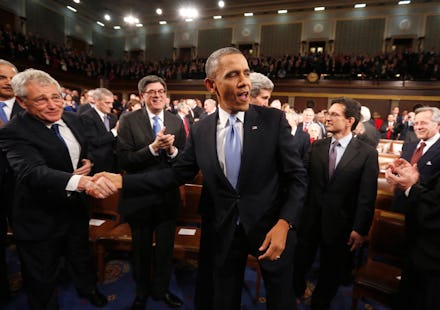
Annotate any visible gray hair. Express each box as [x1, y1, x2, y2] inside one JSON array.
[[0, 59, 18, 72], [361, 106, 371, 122], [205, 47, 243, 79], [93, 88, 113, 101], [137, 75, 167, 94], [11, 69, 61, 98], [250, 72, 274, 97], [415, 107, 440, 123]]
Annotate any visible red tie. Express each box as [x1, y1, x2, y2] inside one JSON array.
[[410, 141, 426, 165], [183, 117, 189, 137]]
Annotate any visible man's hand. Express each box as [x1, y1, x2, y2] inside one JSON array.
[[92, 172, 123, 190], [150, 127, 175, 154], [347, 230, 365, 252], [78, 175, 117, 198], [73, 159, 93, 176], [258, 219, 290, 261], [385, 158, 419, 191]]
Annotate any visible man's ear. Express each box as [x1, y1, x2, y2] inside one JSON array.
[[15, 96, 27, 110], [204, 78, 215, 93]]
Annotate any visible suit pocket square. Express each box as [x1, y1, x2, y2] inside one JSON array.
[[426, 161, 432, 165], [252, 126, 258, 130]]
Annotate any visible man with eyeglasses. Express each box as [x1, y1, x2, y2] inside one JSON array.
[[116, 75, 186, 309], [0, 69, 115, 309]]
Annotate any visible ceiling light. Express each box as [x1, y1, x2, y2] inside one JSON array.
[[73, 0, 80, 3], [213, 15, 222, 19], [104, 14, 111, 21], [159, 21, 167, 25], [135, 23, 143, 27], [179, 7, 199, 18], [314, 7, 325, 11], [354, 3, 366, 8], [244, 12, 253, 17], [67, 6, 77, 12], [185, 18, 193, 22], [218, 1, 225, 8], [96, 21, 104, 27], [124, 15, 139, 24], [278, 10, 288, 14], [398, 0, 411, 4], [156, 8, 163, 15], [113, 26, 121, 29]]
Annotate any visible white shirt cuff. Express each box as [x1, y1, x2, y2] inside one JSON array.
[[66, 175, 82, 192], [404, 186, 412, 197], [111, 128, 118, 136]]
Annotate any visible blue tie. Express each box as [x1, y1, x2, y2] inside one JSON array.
[[225, 115, 241, 189], [0, 102, 8, 124], [51, 124, 67, 146], [152, 115, 161, 138]]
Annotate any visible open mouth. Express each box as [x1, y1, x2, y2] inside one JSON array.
[[237, 91, 249, 101]]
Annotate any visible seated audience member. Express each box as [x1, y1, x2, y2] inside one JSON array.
[[249, 72, 274, 107], [0, 69, 113, 310], [385, 159, 440, 310], [63, 93, 77, 112]]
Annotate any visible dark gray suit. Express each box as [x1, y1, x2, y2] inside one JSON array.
[[116, 107, 186, 299], [294, 136, 378, 310], [121, 105, 307, 309]]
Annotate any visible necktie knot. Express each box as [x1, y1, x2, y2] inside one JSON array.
[[0, 102, 5, 108], [228, 115, 237, 127]]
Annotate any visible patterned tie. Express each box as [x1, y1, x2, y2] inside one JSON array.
[[183, 117, 189, 137], [152, 115, 161, 138], [328, 140, 339, 178], [225, 115, 241, 189], [0, 102, 8, 124], [410, 141, 426, 165], [51, 124, 67, 146], [103, 115, 110, 131]]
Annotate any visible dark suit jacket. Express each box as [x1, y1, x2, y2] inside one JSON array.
[[299, 137, 378, 243], [392, 138, 440, 213], [81, 109, 118, 173], [77, 103, 93, 115], [0, 111, 90, 241], [379, 121, 402, 139], [116, 108, 186, 219], [292, 130, 311, 159], [357, 121, 380, 148], [122, 105, 307, 265], [405, 172, 440, 272]]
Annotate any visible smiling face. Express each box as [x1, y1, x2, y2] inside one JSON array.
[[141, 81, 166, 115], [204, 53, 251, 114], [414, 110, 440, 141]]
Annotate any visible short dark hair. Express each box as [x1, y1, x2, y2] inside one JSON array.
[[330, 97, 361, 130], [137, 75, 167, 94]]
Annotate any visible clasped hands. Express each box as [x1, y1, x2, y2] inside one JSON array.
[[384, 158, 420, 191], [151, 127, 176, 155]]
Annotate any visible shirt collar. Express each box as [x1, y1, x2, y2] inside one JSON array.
[[146, 108, 164, 122], [95, 108, 106, 119], [331, 132, 353, 148], [218, 106, 244, 128], [2, 97, 16, 108], [421, 132, 440, 147]]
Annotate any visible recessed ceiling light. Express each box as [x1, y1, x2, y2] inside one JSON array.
[[73, 0, 80, 3], [185, 18, 193, 22], [398, 0, 411, 4], [156, 8, 163, 15], [113, 26, 121, 29], [218, 1, 225, 8], [96, 21, 104, 27], [67, 6, 77, 12], [180, 7, 199, 18], [104, 14, 111, 21], [244, 12, 253, 17], [278, 9, 288, 14], [354, 3, 366, 8], [135, 23, 143, 27], [159, 21, 167, 25], [213, 15, 222, 19], [124, 15, 139, 24], [314, 7, 325, 11]]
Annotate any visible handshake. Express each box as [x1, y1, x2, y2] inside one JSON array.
[[78, 172, 123, 199], [384, 158, 420, 191]]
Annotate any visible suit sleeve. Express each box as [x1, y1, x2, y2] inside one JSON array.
[[353, 147, 379, 235], [277, 113, 308, 229], [0, 127, 72, 191]]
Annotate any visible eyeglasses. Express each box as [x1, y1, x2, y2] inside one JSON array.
[[145, 89, 166, 96], [25, 94, 63, 106]]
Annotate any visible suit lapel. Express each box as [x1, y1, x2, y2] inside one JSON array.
[[418, 138, 440, 167], [240, 106, 260, 187], [318, 138, 332, 182], [334, 138, 359, 174], [139, 108, 154, 143], [90, 109, 107, 132]]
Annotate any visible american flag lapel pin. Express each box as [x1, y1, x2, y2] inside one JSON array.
[[252, 126, 258, 130]]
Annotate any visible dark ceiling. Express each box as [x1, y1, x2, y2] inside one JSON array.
[[54, 0, 434, 28]]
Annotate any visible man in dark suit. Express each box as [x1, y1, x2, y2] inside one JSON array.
[[99, 47, 307, 310], [77, 89, 95, 114], [399, 111, 418, 143], [0, 59, 23, 305], [355, 106, 380, 148], [0, 69, 113, 310], [380, 113, 402, 139], [294, 97, 379, 310], [80, 87, 119, 173], [116, 75, 186, 309], [386, 158, 440, 310], [391, 107, 440, 214], [249, 72, 274, 107]]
